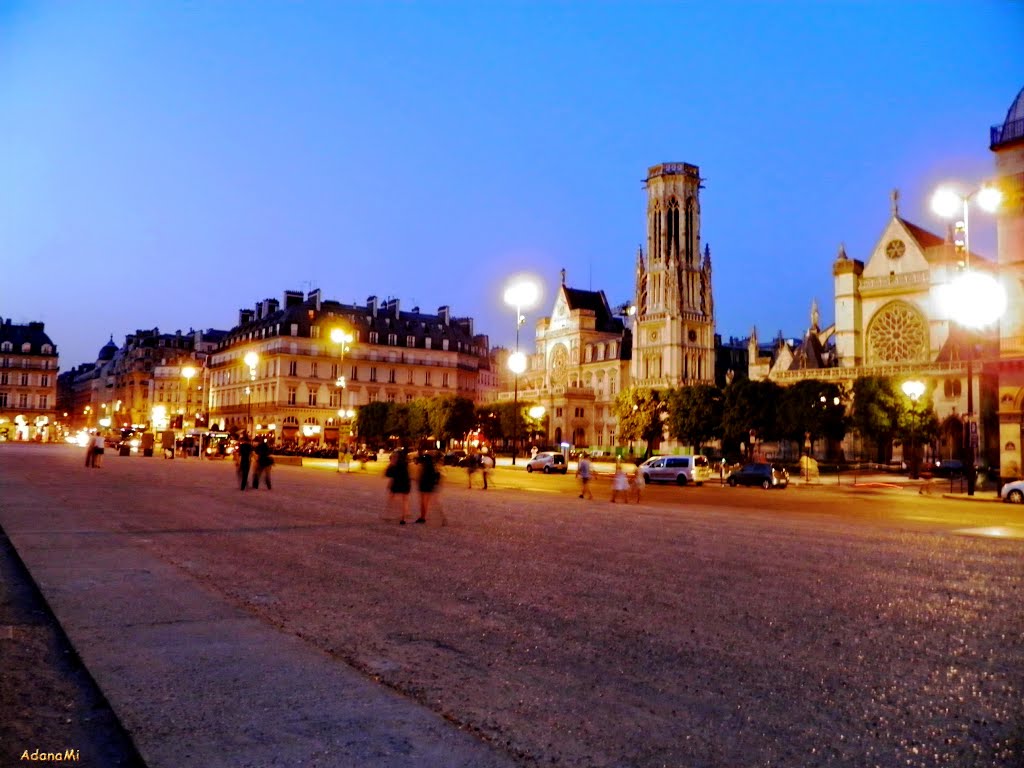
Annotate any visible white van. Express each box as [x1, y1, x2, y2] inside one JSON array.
[[638, 454, 712, 486]]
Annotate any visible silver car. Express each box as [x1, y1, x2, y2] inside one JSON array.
[[639, 455, 711, 486], [525, 452, 568, 474]]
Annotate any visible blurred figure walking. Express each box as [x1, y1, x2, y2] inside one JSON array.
[[480, 450, 494, 490], [610, 461, 629, 503], [630, 465, 646, 503], [252, 438, 274, 490], [576, 453, 593, 500], [236, 435, 253, 490], [91, 432, 106, 469], [385, 449, 412, 524], [416, 451, 441, 524]]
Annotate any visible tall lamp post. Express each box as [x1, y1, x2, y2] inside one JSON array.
[[182, 365, 196, 457], [932, 183, 1005, 496], [243, 351, 259, 438], [901, 380, 925, 480], [331, 327, 354, 470], [503, 277, 540, 465]]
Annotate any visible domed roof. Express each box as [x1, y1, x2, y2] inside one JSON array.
[[97, 336, 118, 361], [1002, 85, 1024, 127]]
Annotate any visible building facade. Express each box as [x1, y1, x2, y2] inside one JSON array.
[[0, 318, 59, 441], [992, 85, 1024, 483], [206, 289, 491, 444], [631, 162, 716, 388], [502, 277, 631, 448]]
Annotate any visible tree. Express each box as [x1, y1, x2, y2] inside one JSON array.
[[666, 384, 722, 451], [612, 388, 665, 457], [722, 378, 782, 456], [850, 376, 902, 463], [355, 401, 390, 446], [426, 396, 476, 445], [777, 379, 848, 459]]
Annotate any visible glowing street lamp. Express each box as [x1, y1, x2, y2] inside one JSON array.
[[504, 276, 540, 465], [932, 183, 1004, 495], [243, 351, 259, 437], [331, 327, 355, 468], [902, 379, 926, 480]]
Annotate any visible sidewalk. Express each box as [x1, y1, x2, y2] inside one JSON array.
[[1, 502, 514, 767]]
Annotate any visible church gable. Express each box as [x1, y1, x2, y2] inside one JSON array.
[[862, 218, 932, 279]]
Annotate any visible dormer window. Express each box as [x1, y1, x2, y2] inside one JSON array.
[[21, 343, 31, 353]]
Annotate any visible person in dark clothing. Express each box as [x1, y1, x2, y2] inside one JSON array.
[[237, 436, 253, 490], [385, 449, 412, 523], [252, 438, 274, 489], [416, 452, 440, 524]]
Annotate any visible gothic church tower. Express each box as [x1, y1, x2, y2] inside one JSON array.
[[631, 162, 715, 388]]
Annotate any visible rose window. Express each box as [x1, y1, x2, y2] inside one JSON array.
[[868, 303, 927, 363]]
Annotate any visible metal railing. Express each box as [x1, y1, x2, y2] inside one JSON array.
[[991, 117, 1024, 148]]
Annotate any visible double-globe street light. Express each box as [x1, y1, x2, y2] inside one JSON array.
[[931, 182, 1005, 496], [331, 327, 354, 470], [243, 351, 259, 438], [504, 277, 540, 465], [901, 379, 926, 480]]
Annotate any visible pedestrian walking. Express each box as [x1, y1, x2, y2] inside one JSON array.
[[85, 433, 96, 467], [480, 451, 494, 489], [466, 451, 480, 489], [385, 448, 412, 524], [91, 432, 106, 468], [576, 453, 593, 499], [610, 461, 629, 503], [236, 435, 253, 491], [252, 437, 274, 489], [630, 464, 646, 503], [416, 451, 440, 524]]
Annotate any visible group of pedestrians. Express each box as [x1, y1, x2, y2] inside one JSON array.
[[577, 454, 645, 503], [465, 451, 494, 489], [83, 432, 106, 468], [385, 448, 444, 525], [235, 435, 274, 490]]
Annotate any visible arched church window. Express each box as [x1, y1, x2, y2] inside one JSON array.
[[685, 197, 695, 266], [867, 302, 928, 364], [668, 197, 680, 259], [651, 202, 662, 261]]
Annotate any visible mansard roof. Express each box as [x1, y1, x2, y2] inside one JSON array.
[[0, 318, 56, 355], [562, 287, 625, 335], [788, 331, 828, 371]]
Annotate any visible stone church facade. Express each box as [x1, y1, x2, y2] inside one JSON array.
[[749, 84, 1024, 476], [500, 162, 716, 451]]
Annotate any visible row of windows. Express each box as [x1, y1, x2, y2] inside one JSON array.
[[0, 357, 55, 370], [0, 372, 51, 387], [216, 361, 452, 388], [0, 393, 49, 409], [0, 342, 55, 354]]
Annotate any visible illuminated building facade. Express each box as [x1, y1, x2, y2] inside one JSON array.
[[0, 318, 59, 441]]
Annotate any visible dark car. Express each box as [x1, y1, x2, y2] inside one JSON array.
[[727, 462, 789, 489], [443, 451, 468, 466], [931, 459, 964, 478], [352, 449, 377, 462]]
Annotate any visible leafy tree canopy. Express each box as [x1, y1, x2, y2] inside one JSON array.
[[666, 384, 723, 449]]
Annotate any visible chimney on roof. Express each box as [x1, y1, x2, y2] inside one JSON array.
[[239, 309, 255, 326], [438, 305, 450, 324], [255, 300, 265, 320], [308, 288, 322, 311], [367, 296, 378, 317], [266, 298, 280, 315], [385, 297, 400, 317], [283, 290, 304, 308]]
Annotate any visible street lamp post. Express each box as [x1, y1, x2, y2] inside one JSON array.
[[902, 380, 925, 480], [243, 351, 259, 438], [182, 365, 196, 458], [503, 277, 540, 466], [330, 327, 354, 471], [932, 183, 1005, 496]]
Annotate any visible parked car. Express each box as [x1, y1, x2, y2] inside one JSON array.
[[352, 449, 377, 462], [727, 463, 789, 489], [1000, 479, 1024, 503], [525, 452, 568, 474], [639, 455, 711, 486], [443, 450, 467, 466], [932, 459, 965, 478]]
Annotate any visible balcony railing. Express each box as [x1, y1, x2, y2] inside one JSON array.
[[991, 117, 1024, 149]]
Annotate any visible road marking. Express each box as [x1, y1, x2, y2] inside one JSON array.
[[951, 526, 1024, 540]]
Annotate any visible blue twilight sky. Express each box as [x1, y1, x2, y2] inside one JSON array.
[[1, 2, 1022, 369]]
